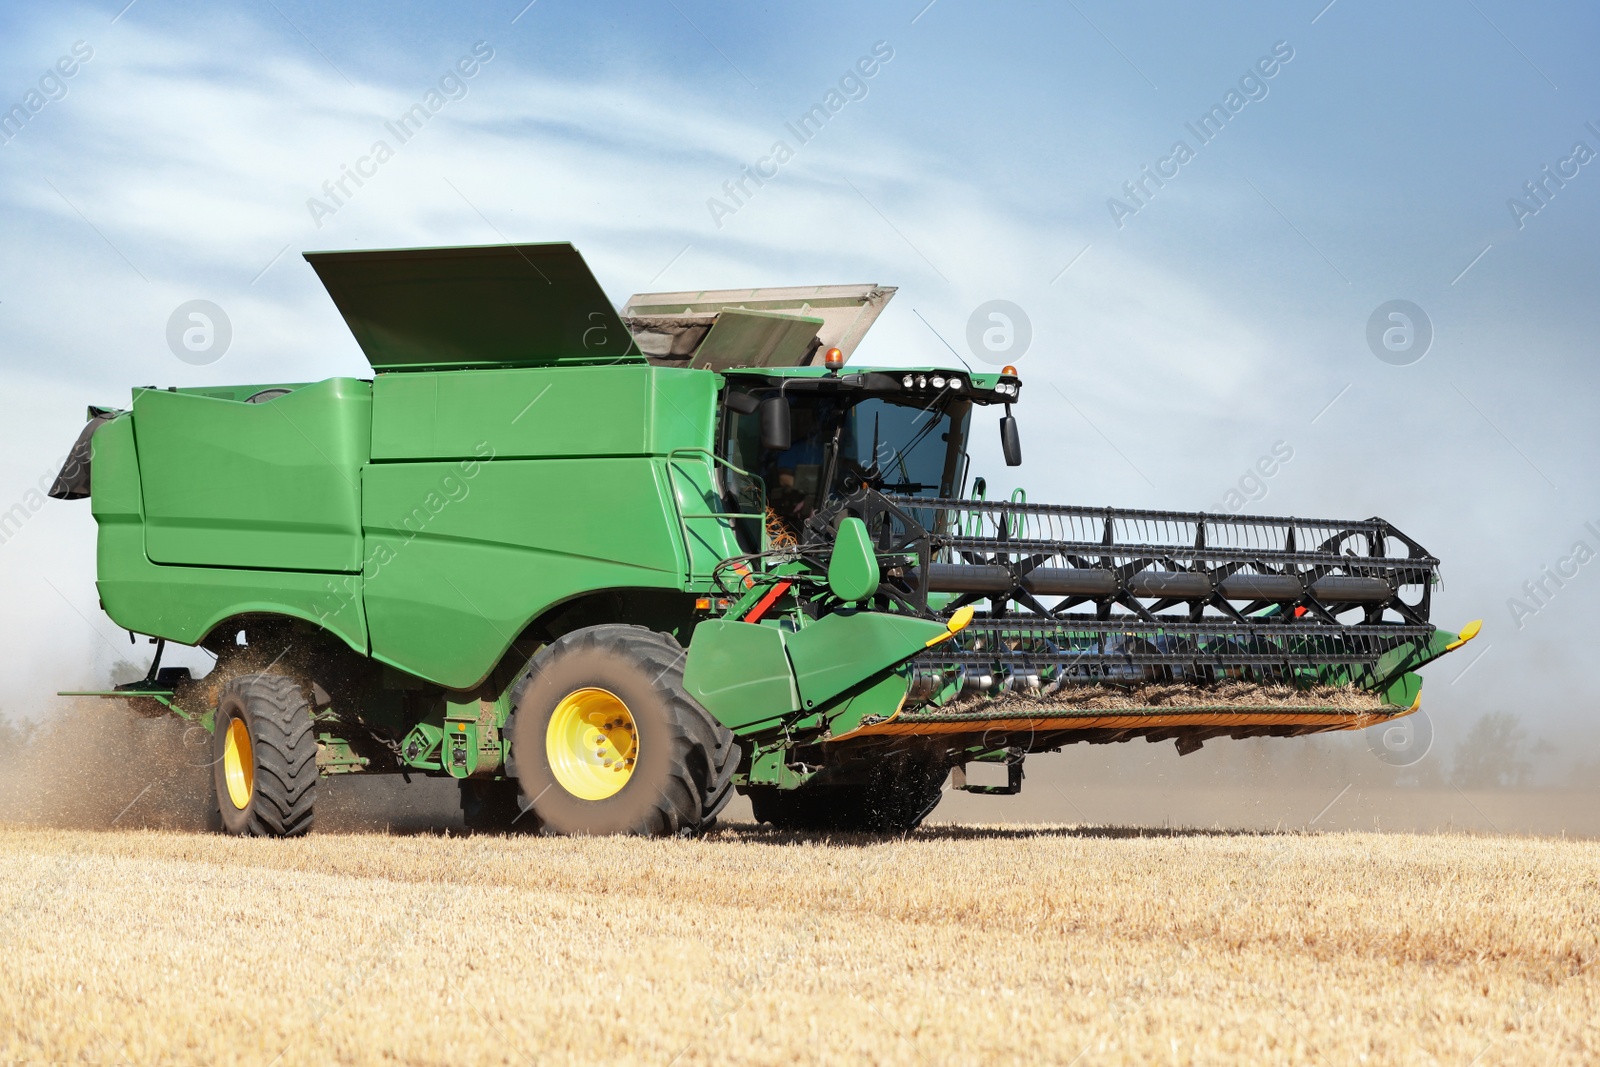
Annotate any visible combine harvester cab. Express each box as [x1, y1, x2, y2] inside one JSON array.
[[52, 242, 1479, 837]]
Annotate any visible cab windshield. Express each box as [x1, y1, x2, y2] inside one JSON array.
[[720, 391, 971, 543]]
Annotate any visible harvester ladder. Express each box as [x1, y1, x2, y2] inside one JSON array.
[[665, 448, 767, 585]]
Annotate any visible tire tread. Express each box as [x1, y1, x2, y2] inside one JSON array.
[[511, 625, 737, 837], [215, 673, 317, 838]]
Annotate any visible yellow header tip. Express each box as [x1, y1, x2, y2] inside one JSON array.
[[1444, 618, 1483, 651], [925, 604, 977, 647]]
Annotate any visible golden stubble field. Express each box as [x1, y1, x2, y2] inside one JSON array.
[[0, 824, 1595, 1066]]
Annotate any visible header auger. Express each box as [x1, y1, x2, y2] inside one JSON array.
[[52, 242, 1479, 836]]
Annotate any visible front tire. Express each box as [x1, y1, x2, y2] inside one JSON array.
[[509, 625, 736, 836], [212, 674, 317, 837]]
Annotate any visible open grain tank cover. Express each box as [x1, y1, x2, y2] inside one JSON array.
[[622, 283, 895, 368], [304, 243, 640, 370]]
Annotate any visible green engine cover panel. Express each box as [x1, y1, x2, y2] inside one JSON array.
[[134, 379, 371, 573], [361, 457, 690, 689]]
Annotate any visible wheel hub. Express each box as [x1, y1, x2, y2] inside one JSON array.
[[222, 717, 254, 809], [546, 687, 638, 800]]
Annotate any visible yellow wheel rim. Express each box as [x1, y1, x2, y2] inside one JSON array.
[[223, 718, 254, 810], [546, 688, 638, 801]]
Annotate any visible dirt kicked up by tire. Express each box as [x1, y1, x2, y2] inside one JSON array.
[[745, 753, 949, 834], [509, 625, 736, 837], [212, 674, 318, 837]]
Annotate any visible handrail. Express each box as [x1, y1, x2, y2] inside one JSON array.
[[665, 448, 769, 585]]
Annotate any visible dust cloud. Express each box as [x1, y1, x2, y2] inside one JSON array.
[[0, 698, 467, 835], [0, 699, 216, 831], [2, 685, 1594, 837], [936, 732, 1600, 837]]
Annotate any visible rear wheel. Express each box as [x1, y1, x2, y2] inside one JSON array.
[[509, 625, 736, 836], [212, 674, 317, 837], [747, 754, 948, 833]]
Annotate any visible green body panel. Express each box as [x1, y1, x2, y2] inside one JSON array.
[[360, 456, 694, 688], [91, 362, 750, 689], [92, 413, 369, 653], [89, 415, 142, 528], [783, 611, 948, 711], [682, 620, 801, 731], [684, 608, 940, 737], [168, 382, 311, 402], [814, 667, 911, 738], [368, 365, 712, 460], [134, 378, 372, 572], [99, 534, 370, 652]]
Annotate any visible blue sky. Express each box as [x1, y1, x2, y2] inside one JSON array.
[[2, 0, 1598, 770]]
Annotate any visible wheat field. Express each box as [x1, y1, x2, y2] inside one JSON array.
[[0, 823, 1595, 1066]]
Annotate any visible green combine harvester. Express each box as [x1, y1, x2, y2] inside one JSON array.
[[51, 243, 1480, 836]]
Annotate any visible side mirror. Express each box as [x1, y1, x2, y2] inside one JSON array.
[[827, 517, 880, 602], [760, 395, 791, 451], [1000, 410, 1022, 467]]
